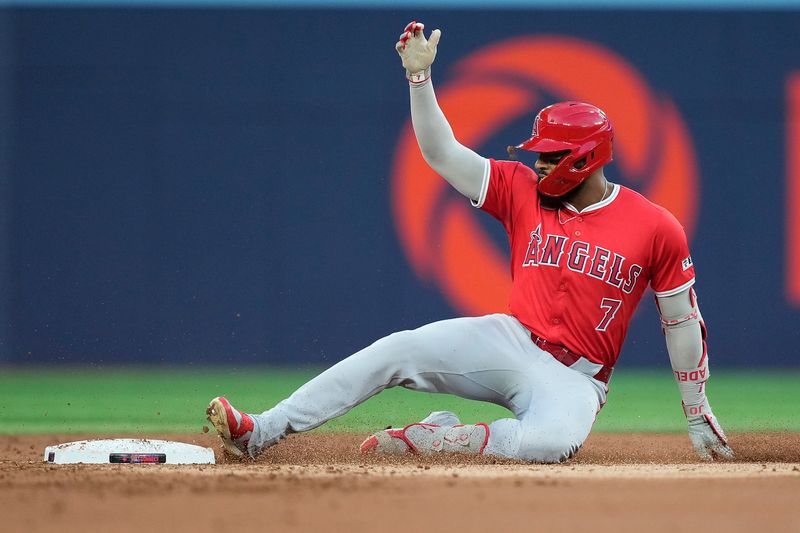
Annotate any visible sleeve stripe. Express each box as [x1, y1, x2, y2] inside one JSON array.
[[470, 158, 491, 209], [654, 278, 696, 297]]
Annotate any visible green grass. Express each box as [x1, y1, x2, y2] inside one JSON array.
[[0, 367, 797, 434]]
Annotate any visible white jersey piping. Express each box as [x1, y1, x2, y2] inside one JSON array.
[[561, 183, 620, 214], [470, 158, 491, 209], [654, 278, 696, 298]]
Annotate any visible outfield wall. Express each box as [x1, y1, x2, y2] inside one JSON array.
[[1, 7, 799, 366]]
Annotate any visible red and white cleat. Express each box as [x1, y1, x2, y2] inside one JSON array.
[[360, 427, 418, 454], [360, 423, 489, 455], [206, 396, 254, 458]]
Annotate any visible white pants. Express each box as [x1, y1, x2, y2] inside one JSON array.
[[250, 314, 607, 463]]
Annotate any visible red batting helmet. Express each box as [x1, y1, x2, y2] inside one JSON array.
[[513, 101, 613, 197]]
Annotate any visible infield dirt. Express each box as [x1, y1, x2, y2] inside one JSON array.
[[2, 432, 799, 532]]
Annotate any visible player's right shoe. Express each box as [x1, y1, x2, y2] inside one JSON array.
[[206, 396, 254, 458]]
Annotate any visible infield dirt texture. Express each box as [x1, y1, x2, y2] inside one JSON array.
[[1, 369, 799, 532], [2, 433, 799, 532]]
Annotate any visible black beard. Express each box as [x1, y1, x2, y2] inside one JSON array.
[[538, 178, 588, 208]]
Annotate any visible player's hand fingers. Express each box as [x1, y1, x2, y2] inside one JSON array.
[[711, 441, 735, 460], [428, 28, 442, 48], [397, 31, 411, 52], [694, 445, 713, 461], [404, 20, 416, 33], [412, 22, 424, 36], [689, 431, 713, 460]]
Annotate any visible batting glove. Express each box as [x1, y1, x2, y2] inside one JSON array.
[[686, 402, 734, 461], [395, 21, 441, 84]]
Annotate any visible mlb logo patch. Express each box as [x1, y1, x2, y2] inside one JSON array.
[[682, 256, 693, 271]]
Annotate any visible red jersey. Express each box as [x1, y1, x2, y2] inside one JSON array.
[[475, 159, 695, 367]]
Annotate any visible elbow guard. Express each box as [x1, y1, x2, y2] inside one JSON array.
[[657, 287, 700, 329]]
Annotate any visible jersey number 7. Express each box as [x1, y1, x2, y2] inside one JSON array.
[[596, 298, 622, 332]]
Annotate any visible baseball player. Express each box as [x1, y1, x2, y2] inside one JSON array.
[[206, 22, 733, 463]]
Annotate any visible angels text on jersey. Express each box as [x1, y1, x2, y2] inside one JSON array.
[[522, 224, 644, 294]]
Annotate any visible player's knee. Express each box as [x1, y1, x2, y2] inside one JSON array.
[[516, 429, 584, 464], [484, 419, 583, 463]]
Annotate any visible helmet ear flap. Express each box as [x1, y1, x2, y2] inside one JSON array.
[[573, 156, 588, 170]]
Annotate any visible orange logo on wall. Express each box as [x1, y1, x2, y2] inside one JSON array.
[[390, 36, 700, 316]]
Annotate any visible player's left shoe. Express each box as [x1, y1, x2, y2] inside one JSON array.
[[206, 396, 254, 459], [360, 422, 489, 455]]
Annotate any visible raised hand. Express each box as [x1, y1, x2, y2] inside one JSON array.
[[395, 21, 442, 82]]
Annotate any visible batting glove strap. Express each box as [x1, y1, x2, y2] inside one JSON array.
[[686, 404, 734, 461], [682, 395, 711, 418], [406, 67, 431, 85]]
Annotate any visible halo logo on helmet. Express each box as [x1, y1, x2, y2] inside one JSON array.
[[512, 101, 614, 197], [390, 36, 700, 316]]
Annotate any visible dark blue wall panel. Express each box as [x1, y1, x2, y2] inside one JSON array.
[[3, 8, 800, 366], [0, 11, 13, 362]]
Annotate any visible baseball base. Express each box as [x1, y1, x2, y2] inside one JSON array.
[[43, 438, 216, 464]]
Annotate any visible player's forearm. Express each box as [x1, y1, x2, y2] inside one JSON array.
[[409, 80, 487, 200], [658, 288, 733, 459], [657, 288, 709, 411], [664, 312, 707, 409]]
